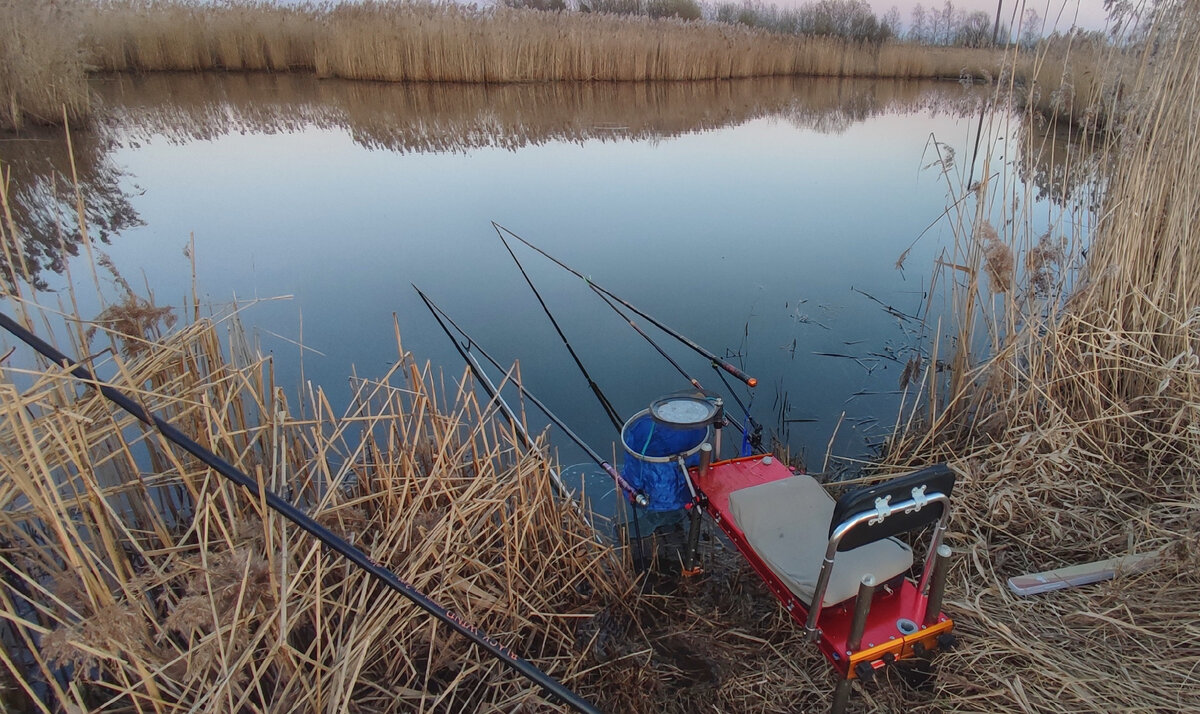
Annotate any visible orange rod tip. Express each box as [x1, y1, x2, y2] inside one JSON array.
[[748, 378, 758, 388]]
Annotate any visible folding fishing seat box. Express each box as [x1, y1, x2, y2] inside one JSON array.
[[624, 392, 958, 714], [702, 458, 957, 712]]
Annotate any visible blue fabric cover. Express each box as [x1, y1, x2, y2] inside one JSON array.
[[621, 414, 707, 511]]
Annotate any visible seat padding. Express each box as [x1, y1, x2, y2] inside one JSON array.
[[727, 475, 913, 608]]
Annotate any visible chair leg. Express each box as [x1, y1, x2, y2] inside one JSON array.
[[830, 677, 853, 714]]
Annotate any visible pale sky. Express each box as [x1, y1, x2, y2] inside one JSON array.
[[854, 0, 1110, 33]]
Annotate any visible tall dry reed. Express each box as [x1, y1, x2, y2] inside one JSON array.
[[0, 0, 90, 130], [79, 0, 1001, 82], [1, 0, 1053, 131], [873, 0, 1200, 710], [84, 0, 319, 72], [0, 303, 643, 711], [313, 2, 996, 82]]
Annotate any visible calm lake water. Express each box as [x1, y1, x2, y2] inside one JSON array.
[[3, 73, 1070, 491]]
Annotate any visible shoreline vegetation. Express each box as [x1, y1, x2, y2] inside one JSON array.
[[0, 299, 646, 711], [2, 0, 1112, 132]]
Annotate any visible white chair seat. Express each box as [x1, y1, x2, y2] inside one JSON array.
[[727, 475, 913, 607]]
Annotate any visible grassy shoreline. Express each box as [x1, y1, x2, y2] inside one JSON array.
[[4, 0, 1009, 131]]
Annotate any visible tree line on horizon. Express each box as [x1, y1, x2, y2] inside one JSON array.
[[500, 0, 1048, 47]]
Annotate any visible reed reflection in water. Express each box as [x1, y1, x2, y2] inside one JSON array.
[[3, 73, 1077, 468], [93, 72, 989, 152]]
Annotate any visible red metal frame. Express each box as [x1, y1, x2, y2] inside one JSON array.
[[695, 455, 953, 678]]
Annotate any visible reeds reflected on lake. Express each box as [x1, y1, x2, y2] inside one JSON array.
[[2, 72, 1096, 292], [93, 72, 990, 152]]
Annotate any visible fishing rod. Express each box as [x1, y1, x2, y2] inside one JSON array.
[[0, 311, 602, 714], [414, 288, 648, 509], [584, 283, 761, 441], [494, 226, 623, 432], [492, 223, 759, 389], [587, 284, 702, 391]]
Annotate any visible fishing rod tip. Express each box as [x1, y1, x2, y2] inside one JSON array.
[[748, 378, 758, 388]]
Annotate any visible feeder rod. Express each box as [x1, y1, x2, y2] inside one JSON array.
[[0, 311, 601, 714], [495, 227, 623, 432], [415, 288, 647, 507], [495, 223, 758, 388], [588, 284, 701, 390]]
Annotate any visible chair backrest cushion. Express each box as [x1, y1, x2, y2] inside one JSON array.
[[830, 464, 956, 551]]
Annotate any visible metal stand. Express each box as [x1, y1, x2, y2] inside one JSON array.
[[847, 574, 877, 653], [683, 504, 703, 574], [830, 677, 853, 714], [924, 545, 952, 625]]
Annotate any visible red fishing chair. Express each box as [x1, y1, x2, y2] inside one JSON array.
[[621, 393, 957, 712], [699, 456, 956, 712]]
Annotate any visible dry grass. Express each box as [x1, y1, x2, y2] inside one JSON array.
[[313, 3, 995, 82], [6, 0, 1091, 132], [0, 303, 648, 712], [8, 2, 1200, 711], [875, 0, 1200, 711], [84, 0, 319, 72], [81, 0, 1001, 83], [1012, 31, 1131, 131], [0, 0, 90, 130]]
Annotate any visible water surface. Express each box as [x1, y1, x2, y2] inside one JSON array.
[[4, 73, 1040, 480]]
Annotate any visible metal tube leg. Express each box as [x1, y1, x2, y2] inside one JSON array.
[[924, 545, 953, 626], [698, 442, 713, 478], [847, 574, 877, 653], [830, 677, 853, 714], [683, 504, 703, 574]]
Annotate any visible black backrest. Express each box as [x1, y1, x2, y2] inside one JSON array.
[[830, 464, 956, 551]]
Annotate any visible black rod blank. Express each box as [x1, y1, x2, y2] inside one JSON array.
[[493, 223, 759, 389], [0, 311, 601, 714], [494, 226, 624, 432], [414, 288, 647, 507]]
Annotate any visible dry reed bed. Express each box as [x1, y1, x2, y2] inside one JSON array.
[[312, 4, 992, 83], [7, 0, 1106, 132], [81, 1, 998, 83], [0, 299, 945, 714], [0, 0, 90, 130], [84, 0, 319, 73], [876, 0, 1200, 709], [0, 308, 640, 712]]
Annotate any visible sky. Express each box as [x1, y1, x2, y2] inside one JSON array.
[[855, 0, 1112, 32]]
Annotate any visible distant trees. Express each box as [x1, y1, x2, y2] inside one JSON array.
[[708, 0, 893, 42], [575, 0, 704, 20], [954, 10, 992, 47], [502, 0, 568, 11], [504, 0, 1044, 48], [907, 0, 1025, 46], [1018, 8, 1042, 50]]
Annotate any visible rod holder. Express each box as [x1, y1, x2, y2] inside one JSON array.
[[923, 544, 953, 626], [846, 574, 877, 653], [698, 442, 713, 478]]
